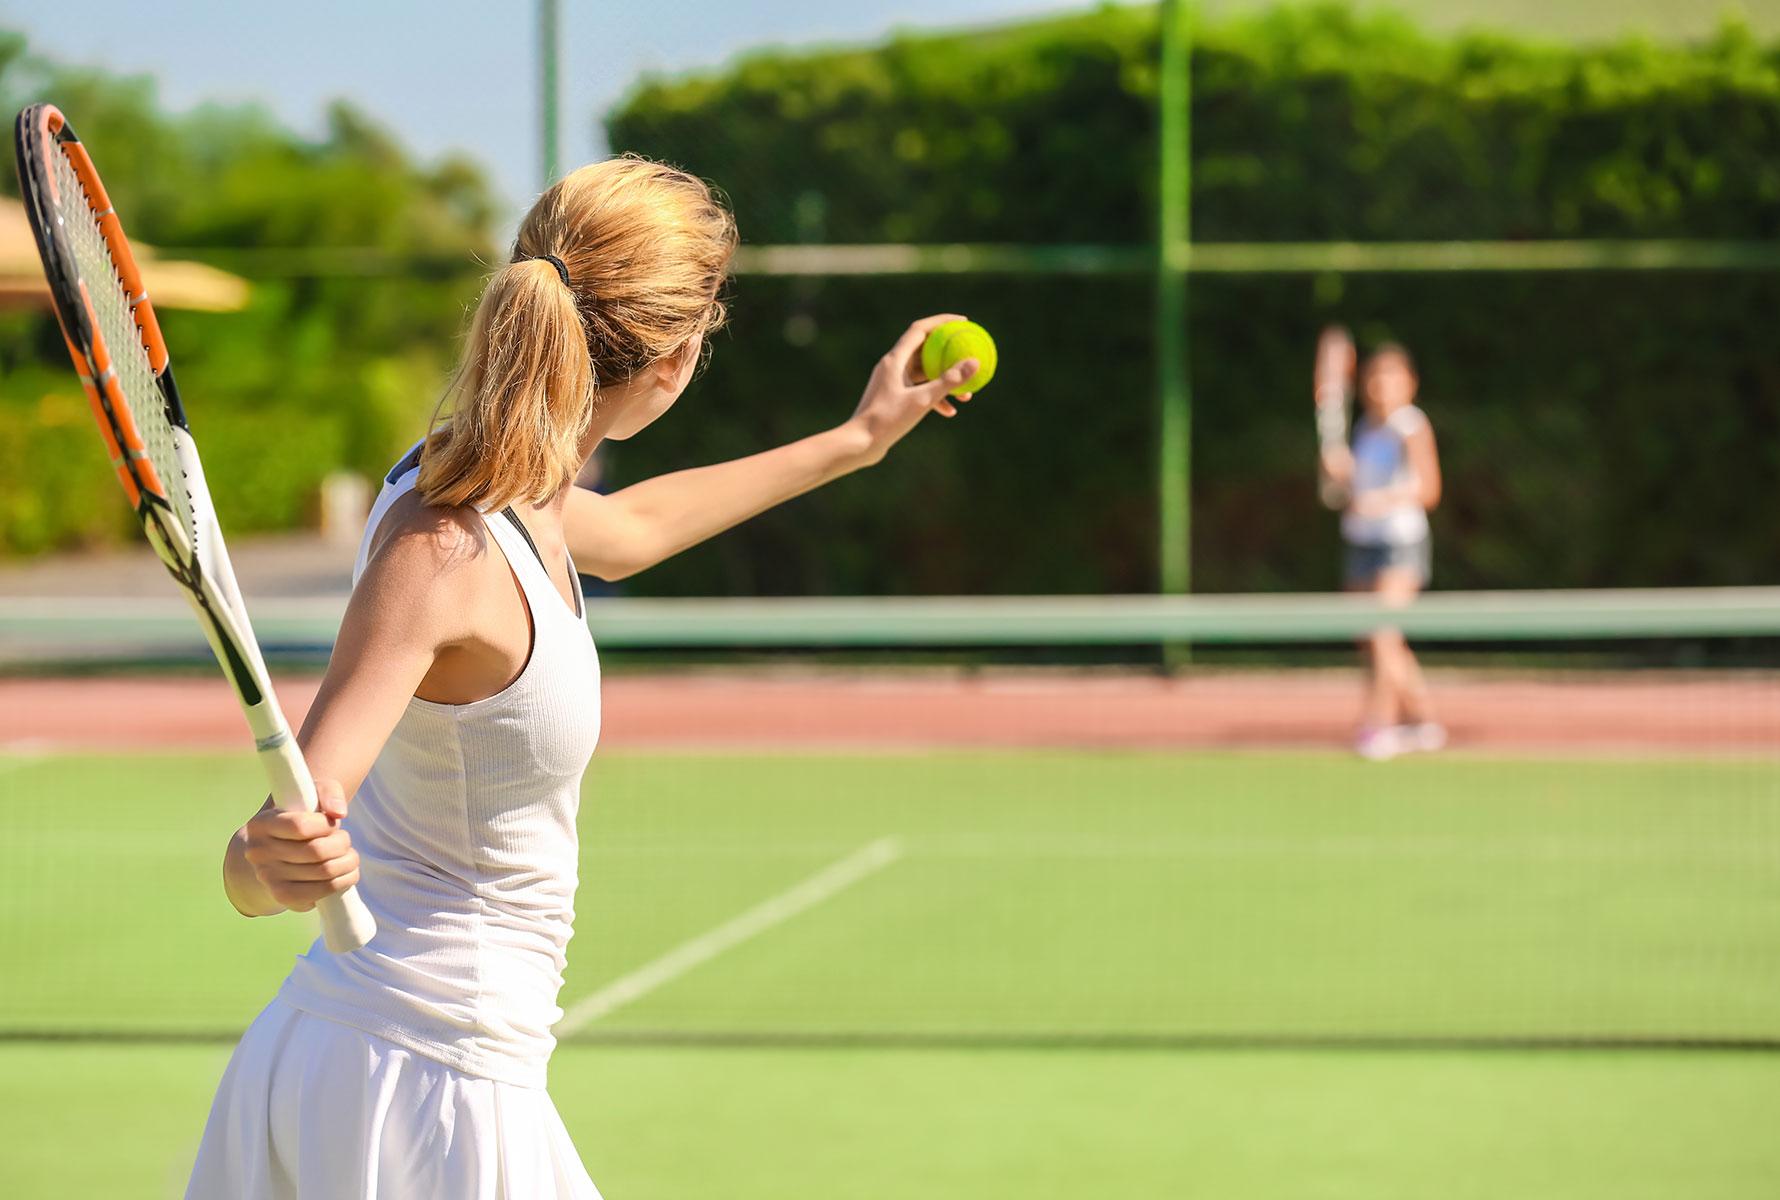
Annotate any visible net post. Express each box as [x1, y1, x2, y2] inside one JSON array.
[[538, 0, 562, 188], [1156, 0, 1193, 666]]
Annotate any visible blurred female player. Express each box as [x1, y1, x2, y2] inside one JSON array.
[[1316, 331, 1445, 760], [185, 158, 982, 1199]]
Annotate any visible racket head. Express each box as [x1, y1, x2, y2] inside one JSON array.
[[14, 103, 198, 554]]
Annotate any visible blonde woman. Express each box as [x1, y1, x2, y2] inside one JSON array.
[[184, 159, 982, 1199], [1319, 341, 1445, 760]]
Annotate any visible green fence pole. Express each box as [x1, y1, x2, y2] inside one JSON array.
[[539, 0, 561, 187], [1156, 0, 1191, 599]]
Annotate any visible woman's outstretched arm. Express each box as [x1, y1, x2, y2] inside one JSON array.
[[564, 315, 980, 580]]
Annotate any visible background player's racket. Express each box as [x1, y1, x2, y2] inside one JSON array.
[[15, 103, 376, 953], [1314, 324, 1355, 508]]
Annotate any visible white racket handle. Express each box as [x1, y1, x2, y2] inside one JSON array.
[[1315, 392, 1349, 450], [259, 739, 378, 953]]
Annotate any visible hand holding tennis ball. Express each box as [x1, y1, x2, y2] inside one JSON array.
[[921, 319, 997, 397], [845, 314, 993, 465]]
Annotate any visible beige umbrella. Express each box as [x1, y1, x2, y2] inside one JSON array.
[[0, 195, 250, 312]]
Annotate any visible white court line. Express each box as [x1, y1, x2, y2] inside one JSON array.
[[10, 829, 215, 853], [913, 832, 1778, 864], [583, 841, 864, 859], [2, 737, 53, 749], [557, 835, 904, 1036], [0, 746, 48, 773]]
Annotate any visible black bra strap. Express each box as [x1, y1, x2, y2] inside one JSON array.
[[499, 507, 584, 618], [499, 507, 545, 569]]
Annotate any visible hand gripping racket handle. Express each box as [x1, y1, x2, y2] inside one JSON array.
[[259, 738, 378, 953]]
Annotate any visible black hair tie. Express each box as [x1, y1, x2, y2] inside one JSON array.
[[520, 252, 572, 288]]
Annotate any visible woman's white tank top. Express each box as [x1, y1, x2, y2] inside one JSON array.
[[280, 448, 602, 1088], [1341, 403, 1432, 548]]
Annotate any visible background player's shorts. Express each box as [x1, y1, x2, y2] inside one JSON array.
[[1344, 537, 1431, 588], [185, 998, 602, 1200]]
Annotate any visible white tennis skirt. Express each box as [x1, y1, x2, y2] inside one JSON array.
[[185, 998, 602, 1200]]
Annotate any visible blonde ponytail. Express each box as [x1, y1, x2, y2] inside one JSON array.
[[419, 156, 737, 511]]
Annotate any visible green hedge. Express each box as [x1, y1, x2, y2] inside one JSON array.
[[613, 5, 1780, 243], [605, 6, 1780, 595]]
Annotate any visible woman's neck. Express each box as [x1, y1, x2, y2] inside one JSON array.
[[515, 485, 571, 533]]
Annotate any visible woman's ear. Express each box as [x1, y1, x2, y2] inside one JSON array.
[[659, 334, 703, 393]]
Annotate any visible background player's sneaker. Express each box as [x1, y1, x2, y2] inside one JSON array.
[[1398, 722, 1448, 753], [1354, 726, 1404, 760]]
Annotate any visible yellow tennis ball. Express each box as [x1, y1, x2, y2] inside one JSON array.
[[921, 320, 997, 397]]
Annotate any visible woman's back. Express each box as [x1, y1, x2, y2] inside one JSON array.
[[280, 455, 602, 1088]]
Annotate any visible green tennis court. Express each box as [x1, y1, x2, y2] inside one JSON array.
[[4, 747, 1779, 1197]]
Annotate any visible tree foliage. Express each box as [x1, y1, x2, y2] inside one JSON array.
[[0, 36, 496, 554]]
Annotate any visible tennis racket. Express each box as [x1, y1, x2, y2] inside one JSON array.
[[15, 103, 376, 953], [1314, 324, 1355, 508]]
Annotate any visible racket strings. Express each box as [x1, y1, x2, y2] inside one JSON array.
[[50, 144, 197, 549]]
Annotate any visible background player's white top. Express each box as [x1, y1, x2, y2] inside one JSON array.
[[1341, 404, 1432, 548], [280, 451, 602, 1088]]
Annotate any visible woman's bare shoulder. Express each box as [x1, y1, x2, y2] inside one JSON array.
[[367, 492, 489, 568], [1389, 404, 1431, 436], [354, 493, 505, 629]]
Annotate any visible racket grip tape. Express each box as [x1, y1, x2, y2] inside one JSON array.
[[1315, 394, 1349, 449], [258, 739, 378, 954]]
